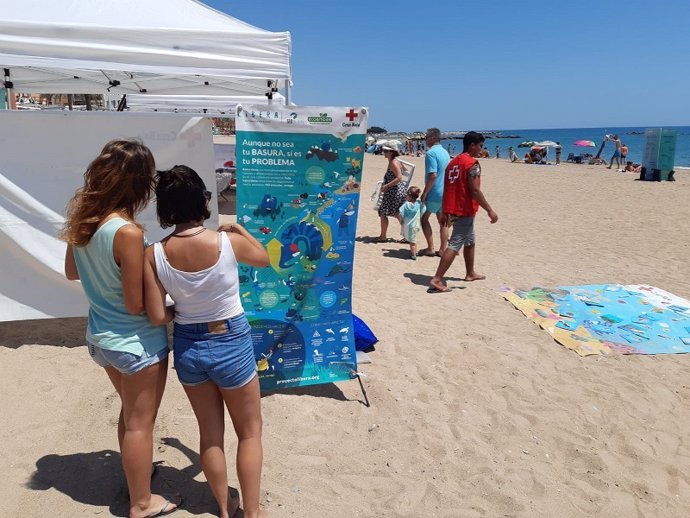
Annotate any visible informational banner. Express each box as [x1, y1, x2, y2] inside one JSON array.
[[236, 104, 368, 390], [642, 128, 677, 180], [0, 111, 216, 321]]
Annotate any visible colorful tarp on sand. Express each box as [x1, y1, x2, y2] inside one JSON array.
[[500, 284, 690, 356]]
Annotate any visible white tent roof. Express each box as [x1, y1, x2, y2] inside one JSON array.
[[0, 0, 291, 96], [123, 93, 286, 114]]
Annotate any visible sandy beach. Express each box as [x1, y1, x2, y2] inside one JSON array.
[[2, 155, 690, 517]]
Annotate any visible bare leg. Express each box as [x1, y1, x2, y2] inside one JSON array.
[[419, 210, 434, 254], [378, 215, 388, 240], [105, 359, 177, 518], [221, 376, 264, 518], [409, 243, 417, 258], [183, 381, 238, 518], [462, 244, 485, 281], [436, 212, 448, 254], [429, 248, 458, 291], [104, 368, 125, 449]]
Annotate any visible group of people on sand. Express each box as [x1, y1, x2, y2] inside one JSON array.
[[62, 140, 268, 518], [375, 129, 498, 293]]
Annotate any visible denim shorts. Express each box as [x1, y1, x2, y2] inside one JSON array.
[[88, 342, 169, 376], [447, 216, 475, 251], [173, 313, 257, 390]]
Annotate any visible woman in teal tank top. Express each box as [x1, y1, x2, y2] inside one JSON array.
[[62, 140, 180, 518]]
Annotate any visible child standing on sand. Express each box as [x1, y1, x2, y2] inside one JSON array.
[[399, 186, 426, 260]]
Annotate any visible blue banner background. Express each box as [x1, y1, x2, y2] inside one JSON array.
[[236, 128, 365, 390]]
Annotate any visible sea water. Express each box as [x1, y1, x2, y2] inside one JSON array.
[[441, 126, 690, 167]]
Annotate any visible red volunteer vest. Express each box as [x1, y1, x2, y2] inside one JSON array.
[[443, 152, 479, 217]]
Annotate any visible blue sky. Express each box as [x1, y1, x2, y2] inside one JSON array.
[[206, 1, 690, 132]]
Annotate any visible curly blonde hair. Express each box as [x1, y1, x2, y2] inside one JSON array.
[[61, 139, 156, 246]]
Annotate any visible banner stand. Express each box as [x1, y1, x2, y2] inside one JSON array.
[[236, 104, 369, 393], [356, 374, 370, 407]]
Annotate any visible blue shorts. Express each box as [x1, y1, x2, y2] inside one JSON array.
[[173, 313, 257, 390], [424, 199, 442, 214], [611, 150, 621, 158], [88, 342, 169, 375]]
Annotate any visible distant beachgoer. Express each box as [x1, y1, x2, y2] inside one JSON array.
[[508, 146, 519, 162], [608, 134, 622, 169], [429, 132, 498, 292], [495, 146, 500, 159], [555, 142, 562, 165], [621, 143, 628, 163], [62, 139, 180, 518], [376, 141, 406, 242], [418, 128, 451, 257], [526, 148, 543, 164], [399, 186, 426, 260]]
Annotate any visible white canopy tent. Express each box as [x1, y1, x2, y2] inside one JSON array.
[[0, 0, 292, 100], [122, 93, 286, 114]]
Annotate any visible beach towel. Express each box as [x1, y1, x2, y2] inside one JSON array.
[[499, 284, 690, 356], [399, 200, 426, 243]]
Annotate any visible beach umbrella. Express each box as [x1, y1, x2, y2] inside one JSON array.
[[574, 140, 596, 147], [518, 141, 535, 148], [534, 140, 558, 147]]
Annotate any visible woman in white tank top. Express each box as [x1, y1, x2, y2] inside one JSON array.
[[143, 165, 269, 518]]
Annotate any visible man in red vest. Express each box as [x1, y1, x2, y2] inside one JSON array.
[[429, 131, 498, 293]]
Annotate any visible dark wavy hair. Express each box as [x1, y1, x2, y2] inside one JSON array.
[[155, 165, 211, 228], [61, 139, 155, 246]]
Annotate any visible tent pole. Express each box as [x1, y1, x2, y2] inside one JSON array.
[[3, 68, 15, 109]]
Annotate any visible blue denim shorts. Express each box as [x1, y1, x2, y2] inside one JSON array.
[[173, 313, 257, 390], [88, 342, 169, 376]]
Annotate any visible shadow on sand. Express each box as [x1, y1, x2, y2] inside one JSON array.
[[27, 439, 245, 517], [403, 272, 466, 288], [263, 382, 368, 406], [0, 317, 88, 349]]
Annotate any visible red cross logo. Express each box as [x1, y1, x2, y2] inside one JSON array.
[[345, 109, 358, 121], [447, 165, 460, 183]]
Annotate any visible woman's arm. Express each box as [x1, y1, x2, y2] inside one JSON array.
[[218, 223, 269, 268], [64, 244, 79, 280], [113, 224, 146, 315], [143, 247, 174, 326]]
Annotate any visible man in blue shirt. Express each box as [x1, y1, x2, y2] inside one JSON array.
[[418, 128, 451, 256]]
